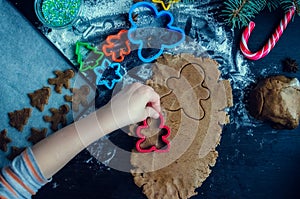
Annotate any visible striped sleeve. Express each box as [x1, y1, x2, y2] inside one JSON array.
[[0, 147, 51, 198]]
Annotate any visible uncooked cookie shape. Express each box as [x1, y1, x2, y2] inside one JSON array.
[[8, 108, 32, 132], [161, 62, 210, 120], [44, 105, 70, 131], [0, 130, 12, 152], [130, 54, 233, 199], [27, 128, 47, 145], [48, 69, 75, 93], [28, 87, 51, 112], [64, 85, 90, 112], [7, 146, 25, 161]]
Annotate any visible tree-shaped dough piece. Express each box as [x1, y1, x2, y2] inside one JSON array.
[[44, 105, 70, 131], [0, 129, 12, 152], [64, 85, 90, 112], [28, 87, 51, 112], [48, 69, 75, 93], [8, 108, 32, 132]]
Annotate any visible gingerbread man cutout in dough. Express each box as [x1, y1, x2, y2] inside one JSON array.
[[161, 63, 210, 120]]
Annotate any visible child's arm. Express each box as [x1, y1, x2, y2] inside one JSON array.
[[31, 82, 161, 179], [0, 83, 160, 198]]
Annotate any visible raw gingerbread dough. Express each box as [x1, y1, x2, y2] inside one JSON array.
[[130, 54, 233, 199], [249, 75, 300, 129]]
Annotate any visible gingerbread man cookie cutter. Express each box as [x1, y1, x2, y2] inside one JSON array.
[[136, 112, 171, 153], [128, 2, 185, 63], [102, 29, 131, 62]]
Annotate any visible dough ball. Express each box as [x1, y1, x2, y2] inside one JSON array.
[[249, 76, 300, 129]]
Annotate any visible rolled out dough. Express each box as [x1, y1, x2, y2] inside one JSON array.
[[130, 54, 233, 199]]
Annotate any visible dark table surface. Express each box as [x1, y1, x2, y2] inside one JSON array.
[[2, 0, 300, 198]]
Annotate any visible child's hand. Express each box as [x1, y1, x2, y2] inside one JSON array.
[[106, 82, 161, 129], [30, 83, 161, 179]]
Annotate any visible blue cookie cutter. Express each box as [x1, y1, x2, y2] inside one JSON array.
[[128, 2, 185, 63], [93, 59, 123, 90]]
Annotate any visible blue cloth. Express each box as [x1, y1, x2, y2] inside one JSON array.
[[0, 148, 50, 198], [0, 0, 74, 169]]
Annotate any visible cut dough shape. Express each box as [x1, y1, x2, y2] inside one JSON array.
[[27, 128, 47, 145], [0, 130, 11, 152], [48, 69, 74, 93], [64, 85, 90, 112], [43, 105, 70, 131], [130, 54, 233, 199], [161, 62, 210, 120], [8, 108, 32, 132], [28, 87, 51, 112]]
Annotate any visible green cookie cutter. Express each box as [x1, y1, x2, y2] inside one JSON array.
[[75, 41, 104, 72]]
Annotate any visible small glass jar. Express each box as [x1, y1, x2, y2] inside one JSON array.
[[34, 0, 82, 29]]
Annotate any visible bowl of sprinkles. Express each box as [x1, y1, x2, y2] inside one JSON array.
[[34, 0, 82, 28]]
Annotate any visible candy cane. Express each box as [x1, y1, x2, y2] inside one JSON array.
[[240, 6, 295, 60]]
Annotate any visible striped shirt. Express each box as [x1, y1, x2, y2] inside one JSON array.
[[0, 148, 50, 198]]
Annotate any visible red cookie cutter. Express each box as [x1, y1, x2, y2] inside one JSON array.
[[102, 29, 131, 62], [135, 112, 171, 153]]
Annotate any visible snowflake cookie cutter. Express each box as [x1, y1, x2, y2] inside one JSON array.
[[128, 2, 185, 63], [93, 59, 123, 90], [136, 112, 171, 153], [75, 41, 104, 72], [102, 29, 131, 62]]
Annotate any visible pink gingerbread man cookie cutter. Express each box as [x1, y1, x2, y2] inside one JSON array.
[[135, 112, 171, 153]]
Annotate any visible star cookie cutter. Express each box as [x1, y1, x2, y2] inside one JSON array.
[[93, 59, 123, 90], [152, 0, 180, 10], [75, 41, 104, 72], [102, 29, 131, 62], [136, 112, 171, 153], [128, 2, 185, 63]]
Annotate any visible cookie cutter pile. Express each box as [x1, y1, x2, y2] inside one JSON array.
[[73, 1, 186, 151], [75, 1, 185, 91], [75, 30, 127, 90]]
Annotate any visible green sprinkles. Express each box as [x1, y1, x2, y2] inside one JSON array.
[[41, 0, 81, 27]]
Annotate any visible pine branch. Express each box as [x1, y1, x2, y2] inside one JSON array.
[[266, 0, 281, 11], [222, 0, 267, 28], [281, 0, 300, 14]]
